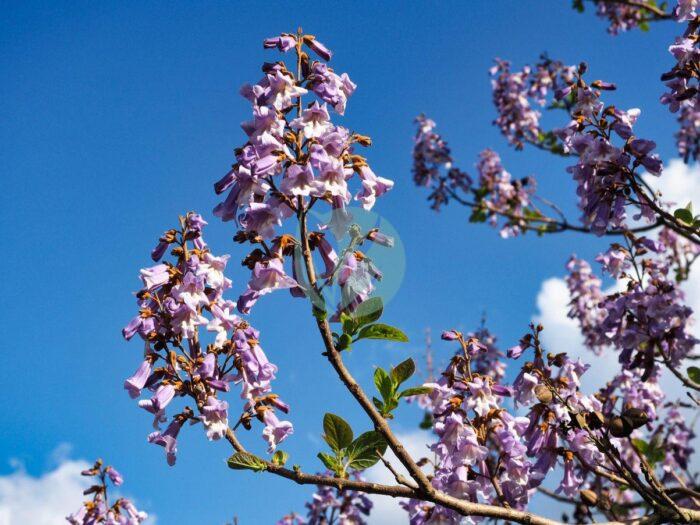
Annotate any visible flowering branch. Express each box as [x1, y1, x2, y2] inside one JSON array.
[[114, 24, 700, 525]]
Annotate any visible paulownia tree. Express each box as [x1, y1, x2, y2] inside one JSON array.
[[68, 2, 700, 523]]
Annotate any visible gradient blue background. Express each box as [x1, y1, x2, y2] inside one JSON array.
[[0, 1, 684, 522]]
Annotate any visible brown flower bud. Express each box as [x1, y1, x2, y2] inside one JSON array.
[[608, 416, 632, 438], [534, 384, 553, 404], [353, 134, 372, 147], [621, 407, 649, 429], [550, 352, 568, 367], [580, 489, 598, 507], [233, 231, 249, 244], [573, 412, 588, 430], [586, 411, 605, 430]]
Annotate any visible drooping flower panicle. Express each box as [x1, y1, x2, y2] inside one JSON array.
[[123, 212, 293, 464]]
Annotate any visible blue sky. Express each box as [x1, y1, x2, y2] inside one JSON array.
[[0, 1, 687, 523]]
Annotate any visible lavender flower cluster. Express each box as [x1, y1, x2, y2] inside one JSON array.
[[411, 117, 538, 237], [66, 460, 147, 525], [553, 65, 663, 235], [213, 31, 393, 317], [567, 233, 697, 378], [122, 213, 293, 464], [408, 321, 697, 523], [584, 0, 695, 34], [277, 473, 373, 525], [404, 329, 532, 521], [661, 13, 700, 162], [489, 57, 574, 149]]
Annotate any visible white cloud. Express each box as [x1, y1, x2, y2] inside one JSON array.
[[365, 430, 434, 525], [0, 458, 90, 525], [534, 277, 618, 392], [645, 158, 700, 210]]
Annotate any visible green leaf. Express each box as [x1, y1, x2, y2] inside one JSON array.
[[352, 297, 384, 327], [632, 438, 665, 466], [688, 366, 700, 384], [272, 450, 289, 466], [228, 451, 267, 472], [419, 412, 433, 430], [372, 396, 384, 411], [383, 398, 398, 415], [323, 413, 354, 453], [469, 209, 488, 223], [391, 358, 416, 386], [632, 438, 648, 454], [337, 333, 352, 351], [374, 368, 394, 401], [317, 452, 342, 475], [341, 312, 355, 334], [674, 207, 694, 225], [399, 386, 433, 398], [357, 323, 409, 343], [347, 431, 388, 470]]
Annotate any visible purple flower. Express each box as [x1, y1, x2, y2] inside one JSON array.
[[105, 466, 123, 486], [290, 102, 331, 139], [441, 330, 461, 341], [262, 410, 294, 452], [139, 264, 170, 290], [124, 359, 152, 399], [305, 37, 332, 61], [201, 395, 229, 441], [355, 165, 394, 210], [366, 229, 394, 248], [264, 34, 296, 53], [307, 62, 356, 115], [557, 457, 583, 498], [280, 163, 316, 197], [138, 384, 176, 428], [148, 417, 184, 466], [238, 258, 298, 314]]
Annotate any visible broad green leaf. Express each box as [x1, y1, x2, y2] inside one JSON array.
[[632, 438, 664, 466], [357, 323, 409, 343], [372, 396, 384, 411], [374, 368, 394, 401], [688, 366, 700, 384], [323, 413, 354, 452], [352, 297, 384, 327], [272, 450, 288, 466], [674, 207, 694, 225], [399, 386, 433, 398], [228, 451, 267, 472], [317, 452, 341, 475], [391, 358, 416, 386], [632, 438, 648, 454], [347, 431, 388, 470]]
